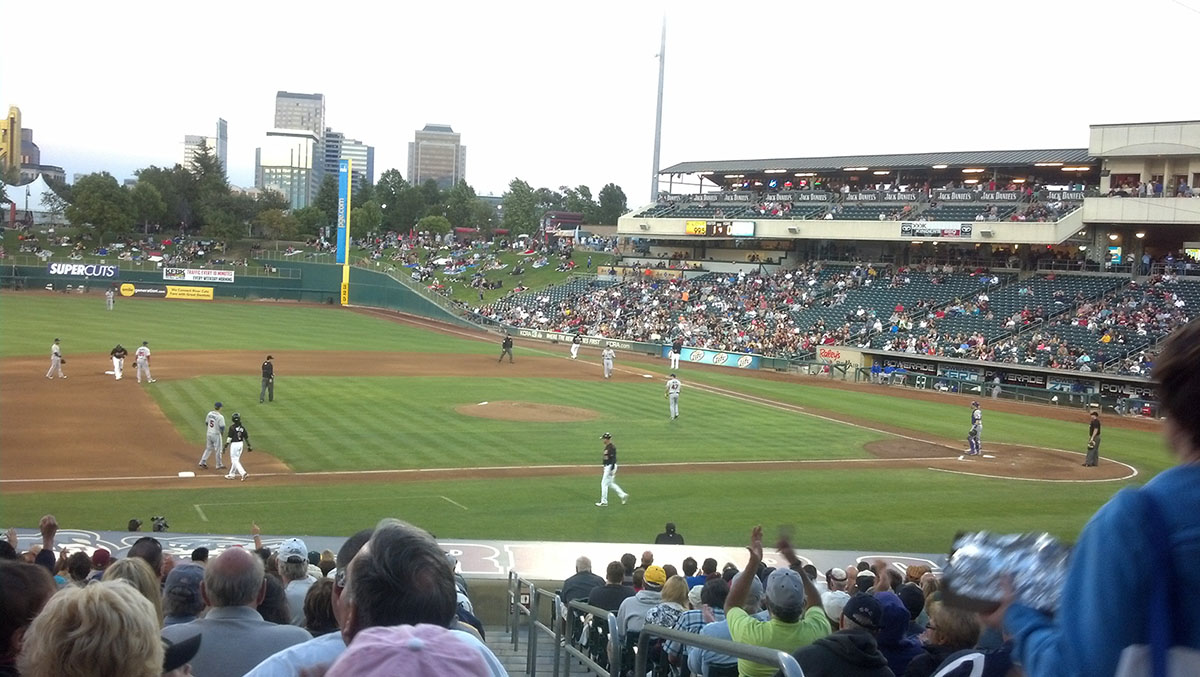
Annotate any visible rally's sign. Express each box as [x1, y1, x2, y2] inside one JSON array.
[[163, 268, 235, 283], [899, 222, 974, 239], [47, 263, 118, 278]]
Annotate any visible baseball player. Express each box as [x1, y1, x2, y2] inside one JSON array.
[[198, 402, 227, 470], [602, 345, 615, 379], [105, 287, 115, 310], [260, 355, 275, 403], [110, 344, 127, 380], [665, 373, 682, 420], [570, 333, 583, 360], [46, 338, 66, 379], [669, 337, 683, 370], [498, 334, 514, 363], [596, 432, 629, 507], [224, 413, 253, 481], [135, 341, 156, 383], [967, 401, 983, 455]]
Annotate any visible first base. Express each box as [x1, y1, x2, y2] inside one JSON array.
[[478, 401, 489, 405], [643, 374, 654, 378], [178, 471, 195, 478]]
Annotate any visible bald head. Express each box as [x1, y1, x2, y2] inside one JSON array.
[[203, 547, 265, 607], [641, 551, 654, 568], [576, 556, 592, 573]]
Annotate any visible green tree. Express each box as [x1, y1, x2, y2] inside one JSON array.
[[470, 199, 496, 234], [255, 189, 290, 214], [130, 181, 167, 231], [392, 182, 428, 232], [255, 208, 298, 244], [136, 165, 196, 227], [355, 179, 375, 207], [420, 179, 443, 209], [64, 173, 135, 245], [293, 206, 326, 236], [502, 178, 537, 235], [417, 214, 452, 235], [375, 169, 407, 229], [187, 140, 229, 199], [314, 175, 339, 225], [40, 189, 70, 224], [445, 180, 477, 229], [564, 184, 602, 224], [351, 199, 383, 234], [597, 183, 628, 225], [534, 186, 564, 213]]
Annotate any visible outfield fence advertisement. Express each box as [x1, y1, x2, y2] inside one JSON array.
[[163, 268, 235, 283], [660, 345, 762, 370], [510, 327, 644, 353], [165, 285, 214, 300], [47, 263, 118, 278]]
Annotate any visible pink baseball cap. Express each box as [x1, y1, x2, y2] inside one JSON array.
[[326, 624, 491, 677]]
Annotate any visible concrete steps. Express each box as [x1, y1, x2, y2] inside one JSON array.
[[486, 626, 599, 676]]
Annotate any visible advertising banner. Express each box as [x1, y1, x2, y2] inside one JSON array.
[[685, 221, 707, 235], [816, 345, 864, 366], [937, 364, 983, 382], [163, 268, 234, 283], [980, 191, 1022, 201], [883, 192, 920, 202], [785, 192, 831, 202], [165, 285, 214, 300], [118, 283, 167, 298], [1046, 190, 1086, 201], [982, 368, 1047, 389], [512, 327, 644, 353], [1046, 375, 1098, 394], [336, 159, 351, 265], [900, 222, 973, 239], [47, 263, 119, 278], [844, 192, 880, 202], [881, 357, 938, 375], [658, 345, 761, 370], [933, 190, 977, 202], [730, 221, 755, 237]]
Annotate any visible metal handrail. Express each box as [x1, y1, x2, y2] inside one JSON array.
[[563, 600, 622, 677], [634, 623, 805, 677]]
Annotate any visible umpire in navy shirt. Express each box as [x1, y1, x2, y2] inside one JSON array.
[[259, 355, 274, 403]]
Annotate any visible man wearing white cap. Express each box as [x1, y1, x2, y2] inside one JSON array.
[[279, 538, 316, 626]]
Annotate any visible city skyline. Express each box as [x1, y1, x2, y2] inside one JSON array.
[[3, 0, 1199, 205]]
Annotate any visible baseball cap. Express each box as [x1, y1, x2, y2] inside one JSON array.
[[54, 337, 60, 342], [669, 373, 676, 377], [91, 548, 111, 568], [766, 567, 806, 612], [822, 590, 850, 621], [266, 355, 274, 359], [842, 593, 883, 631], [143, 341, 149, 345], [162, 632, 202, 672], [897, 583, 926, 620], [278, 537, 309, 563], [688, 584, 704, 608], [971, 401, 980, 406], [643, 565, 667, 587], [164, 563, 205, 611], [600, 432, 611, 439], [828, 567, 848, 582], [214, 402, 222, 409], [326, 624, 491, 677]]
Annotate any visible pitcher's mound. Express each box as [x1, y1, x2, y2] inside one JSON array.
[[455, 400, 600, 423]]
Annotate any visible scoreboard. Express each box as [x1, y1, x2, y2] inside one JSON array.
[[684, 220, 755, 237]]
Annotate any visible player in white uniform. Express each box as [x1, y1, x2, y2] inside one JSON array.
[[224, 413, 252, 481], [570, 333, 583, 359], [198, 402, 227, 470], [666, 373, 681, 420], [135, 341, 156, 383], [602, 346, 615, 379], [110, 344, 127, 380], [105, 288, 115, 310], [967, 401, 983, 455], [46, 338, 66, 379]]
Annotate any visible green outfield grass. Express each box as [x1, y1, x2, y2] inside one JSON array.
[[0, 292, 1167, 550]]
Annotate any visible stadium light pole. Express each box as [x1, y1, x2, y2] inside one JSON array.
[[650, 15, 666, 202]]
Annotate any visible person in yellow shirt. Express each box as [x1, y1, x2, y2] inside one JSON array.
[[724, 526, 830, 677]]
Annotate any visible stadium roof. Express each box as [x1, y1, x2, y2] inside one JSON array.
[[660, 148, 1094, 175]]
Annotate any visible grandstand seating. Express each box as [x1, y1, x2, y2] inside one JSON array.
[[833, 204, 908, 220], [925, 203, 1016, 222]]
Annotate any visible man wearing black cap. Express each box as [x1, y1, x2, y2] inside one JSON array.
[[596, 433, 629, 507], [654, 522, 685, 545], [260, 355, 275, 403], [782, 593, 892, 677]]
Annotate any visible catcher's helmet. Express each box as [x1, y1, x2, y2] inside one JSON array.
[[232, 413, 241, 423]]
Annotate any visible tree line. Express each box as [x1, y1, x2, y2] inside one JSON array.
[[31, 141, 628, 246]]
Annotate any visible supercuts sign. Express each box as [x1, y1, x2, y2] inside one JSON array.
[[47, 263, 118, 278]]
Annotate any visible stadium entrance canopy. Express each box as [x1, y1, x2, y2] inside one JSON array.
[[659, 148, 1097, 194]]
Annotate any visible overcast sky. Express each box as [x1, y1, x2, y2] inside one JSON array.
[[4, 0, 1198, 205]]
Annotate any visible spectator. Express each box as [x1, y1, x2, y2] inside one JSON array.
[[336, 519, 504, 675], [725, 527, 830, 677], [683, 557, 705, 588], [88, 548, 113, 582], [0, 561, 56, 675], [782, 593, 893, 677], [244, 528, 374, 677], [127, 535, 165, 578], [620, 553, 637, 586], [666, 577, 729, 666], [645, 574, 690, 630], [303, 578, 339, 636], [689, 568, 767, 676], [18, 581, 164, 677], [587, 560, 635, 612], [701, 557, 720, 582], [163, 563, 206, 626], [870, 563, 924, 675], [896, 583, 926, 637], [257, 574, 292, 625], [903, 600, 982, 677], [325, 624, 492, 677], [982, 318, 1200, 675], [654, 522, 685, 545], [561, 556, 605, 604], [318, 549, 337, 577], [618, 564, 666, 638], [191, 547, 209, 565], [822, 568, 851, 628], [278, 538, 316, 626], [162, 634, 203, 677], [103, 557, 164, 624], [640, 550, 655, 569], [64, 551, 91, 586], [161, 546, 311, 676]]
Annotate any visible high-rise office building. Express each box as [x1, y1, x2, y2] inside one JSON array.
[[215, 118, 228, 172], [407, 124, 466, 190], [323, 128, 374, 191], [256, 129, 320, 210], [183, 119, 229, 173], [2, 106, 21, 176], [275, 92, 325, 185]]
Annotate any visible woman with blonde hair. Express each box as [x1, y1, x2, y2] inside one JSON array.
[[904, 600, 983, 677], [103, 557, 164, 624], [17, 580, 164, 677], [644, 575, 690, 630]]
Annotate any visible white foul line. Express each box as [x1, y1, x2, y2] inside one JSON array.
[[441, 495, 469, 511], [926, 465, 1138, 483], [193, 504, 209, 522]]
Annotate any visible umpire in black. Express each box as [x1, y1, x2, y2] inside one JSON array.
[[259, 355, 275, 403], [499, 333, 514, 363]]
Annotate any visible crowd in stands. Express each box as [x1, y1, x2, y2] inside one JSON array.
[[1106, 179, 1195, 198], [1, 516, 502, 677]]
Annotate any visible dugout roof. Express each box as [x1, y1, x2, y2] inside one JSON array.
[[661, 148, 1094, 175]]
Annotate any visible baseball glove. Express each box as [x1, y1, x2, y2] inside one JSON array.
[[1087, 441, 1096, 450], [59, 358, 66, 365]]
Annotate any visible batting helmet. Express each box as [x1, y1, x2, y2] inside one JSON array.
[[232, 413, 241, 423]]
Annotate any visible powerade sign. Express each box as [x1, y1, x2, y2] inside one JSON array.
[[47, 263, 118, 278], [660, 345, 761, 370]]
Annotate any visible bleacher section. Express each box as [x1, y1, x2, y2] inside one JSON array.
[[833, 204, 907, 220], [924, 203, 1017, 222]]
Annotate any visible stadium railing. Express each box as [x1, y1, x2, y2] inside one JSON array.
[[1036, 259, 1134, 275], [853, 367, 1101, 408], [506, 571, 805, 677]]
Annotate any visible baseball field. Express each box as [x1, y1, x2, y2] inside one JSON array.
[[0, 292, 1171, 553]]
